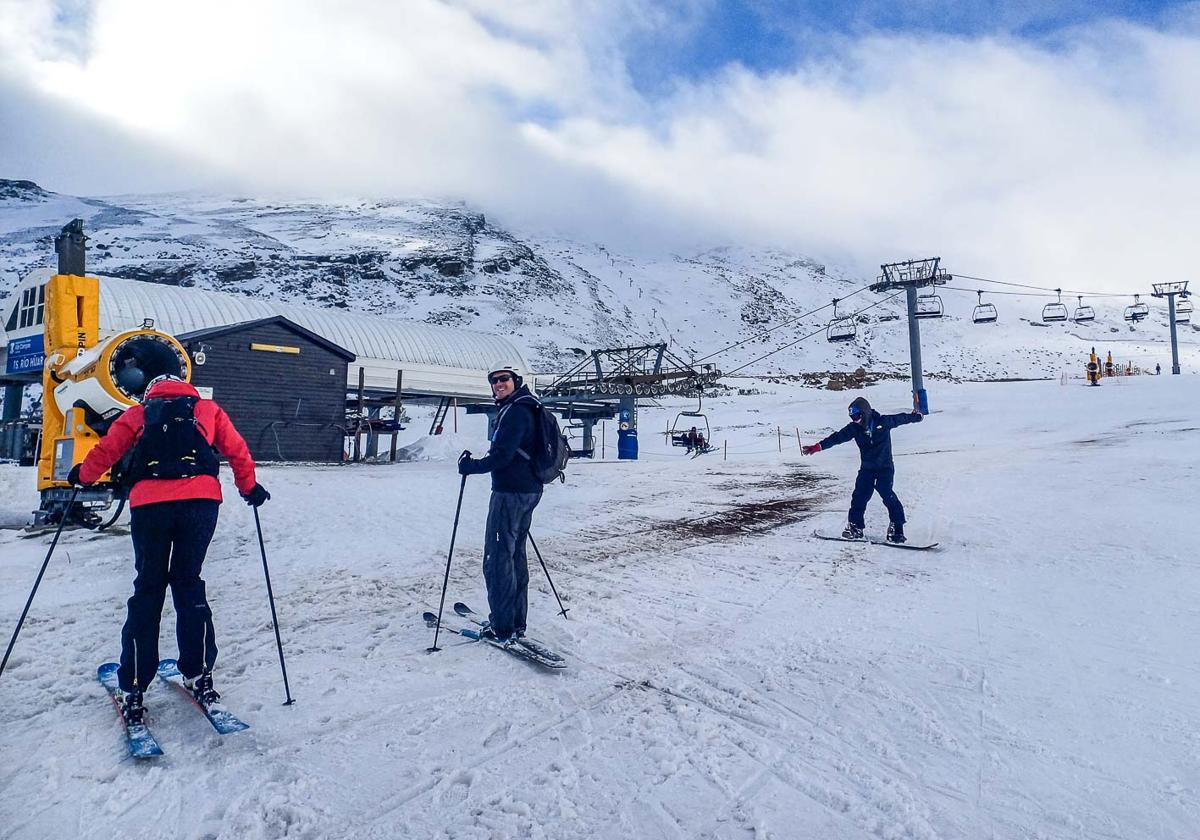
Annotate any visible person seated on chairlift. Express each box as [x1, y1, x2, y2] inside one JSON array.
[[685, 426, 699, 452]]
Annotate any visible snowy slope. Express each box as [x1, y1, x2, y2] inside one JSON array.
[[3, 179, 1196, 379], [1, 376, 1198, 839]]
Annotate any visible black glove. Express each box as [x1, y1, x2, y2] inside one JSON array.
[[457, 450, 473, 476], [66, 463, 85, 487], [242, 483, 270, 507]]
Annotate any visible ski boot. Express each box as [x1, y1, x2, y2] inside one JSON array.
[[480, 624, 517, 646], [184, 671, 221, 707], [887, 522, 906, 544], [119, 688, 147, 727], [842, 523, 865, 540]]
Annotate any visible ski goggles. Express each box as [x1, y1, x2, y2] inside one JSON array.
[[488, 373, 514, 385], [848, 406, 864, 419]]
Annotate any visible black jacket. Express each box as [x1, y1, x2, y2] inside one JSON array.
[[460, 385, 542, 493], [818, 409, 922, 471]]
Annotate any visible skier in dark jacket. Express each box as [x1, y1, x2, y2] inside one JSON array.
[[801, 396, 923, 542], [458, 362, 542, 644], [66, 374, 268, 725]]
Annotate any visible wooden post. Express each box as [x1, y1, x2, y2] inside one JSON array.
[[453, 397, 458, 433], [602, 422, 606, 459], [777, 425, 781, 452], [723, 440, 727, 461], [389, 369, 402, 462], [354, 366, 365, 462], [795, 427, 801, 448]]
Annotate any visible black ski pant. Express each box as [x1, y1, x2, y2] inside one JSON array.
[[847, 467, 905, 529], [118, 499, 220, 693], [482, 490, 541, 639]]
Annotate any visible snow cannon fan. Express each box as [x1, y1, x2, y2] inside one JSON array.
[[35, 273, 192, 528]]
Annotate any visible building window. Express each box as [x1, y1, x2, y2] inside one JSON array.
[[17, 285, 45, 329]]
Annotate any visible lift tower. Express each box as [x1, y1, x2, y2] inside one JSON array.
[[870, 258, 950, 414], [1151, 281, 1190, 375]]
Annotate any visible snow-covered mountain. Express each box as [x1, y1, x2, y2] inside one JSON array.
[[2, 179, 1194, 379]]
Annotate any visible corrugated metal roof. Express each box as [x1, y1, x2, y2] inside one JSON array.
[[95, 276, 525, 373], [1, 274, 529, 397]]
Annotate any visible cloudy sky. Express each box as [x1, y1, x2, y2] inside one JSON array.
[[1, 0, 1198, 289]]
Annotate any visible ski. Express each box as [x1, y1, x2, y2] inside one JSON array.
[[452, 602, 567, 668], [813, 531, 939, 551], [424, 608, 567, 670], [97, 663, 164, 759], [156, 659, 250, 734]]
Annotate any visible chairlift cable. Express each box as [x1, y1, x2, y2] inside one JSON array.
[[952, 274, 1138, 298], [724, 290, 906, 376], [693, 282, 876, 365]]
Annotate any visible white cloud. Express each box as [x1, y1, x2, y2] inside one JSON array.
[[1, 1, 1198, 291]]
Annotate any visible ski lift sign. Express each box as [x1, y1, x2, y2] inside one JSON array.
[[5, 334, 44, 374]]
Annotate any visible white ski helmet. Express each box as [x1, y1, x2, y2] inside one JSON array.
[[486, 361, 524, 388], [143, 373, 184, 400]]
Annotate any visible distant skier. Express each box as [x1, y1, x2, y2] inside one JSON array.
[[67, 374, 268, 726], [1157, 363, 1162, 375], [801, 396, 923, 543], [458, 362, 543, 645]]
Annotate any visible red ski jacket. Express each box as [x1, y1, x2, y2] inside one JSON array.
[[79, 379, 257, 508]]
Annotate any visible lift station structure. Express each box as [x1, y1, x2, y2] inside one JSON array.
[[512, 344, 721, 460]]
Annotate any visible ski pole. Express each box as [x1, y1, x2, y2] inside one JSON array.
[[1, 487, 79, 682], [527, 533, 569, 619], [429, 473, 467, 652], [253, 507, 295, 705]]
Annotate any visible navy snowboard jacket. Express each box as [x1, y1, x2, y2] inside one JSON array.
[[818, 409, 922, 471], [460, 384, 543, 493]]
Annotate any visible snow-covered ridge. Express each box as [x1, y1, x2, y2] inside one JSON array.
[[2, 180, 1195, 378]]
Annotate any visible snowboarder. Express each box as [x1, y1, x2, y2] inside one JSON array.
[[801, 396, 923, 543], [457, 362, 542, 645], [67, 374, 267, 725]]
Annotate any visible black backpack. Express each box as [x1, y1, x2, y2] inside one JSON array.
[[517, 400, 570, 485], [128, 396, 220, 482]]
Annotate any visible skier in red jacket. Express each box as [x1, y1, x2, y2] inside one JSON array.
[[67, 374, 269, 725]]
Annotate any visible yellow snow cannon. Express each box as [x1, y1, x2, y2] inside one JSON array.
[[35, 272, 191, 528]]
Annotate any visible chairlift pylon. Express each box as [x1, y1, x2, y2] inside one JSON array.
[[826, 298, 856, 343], [972, 291, 997, 324], [1124, 294, 1149, 322], [1073, 295, 1095, 323], [1041, 289, 1068, 322], [914, 292, 943, 319]]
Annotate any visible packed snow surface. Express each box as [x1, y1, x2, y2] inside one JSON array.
[[1, 375, 1198, 839]]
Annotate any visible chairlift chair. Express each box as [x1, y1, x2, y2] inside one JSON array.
[[1124, 294, 1149, 322], [667, 393, 713, 453], [668, 411, 712, 452], [1175, 295, 1192, 324], [914, 293, 944, 319], [1041, 289, 1068, 322], [1073, 296, 1095, 323], [972, 291, 998, 324], [826, 298, 857, 343]]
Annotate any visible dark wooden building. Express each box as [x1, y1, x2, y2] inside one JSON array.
[[179, 317, 355, 462]]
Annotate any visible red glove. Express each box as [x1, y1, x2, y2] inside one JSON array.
[[802, 443, 821, 456]]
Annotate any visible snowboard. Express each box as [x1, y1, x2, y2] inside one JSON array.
[[813, 530, 938, 551]]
